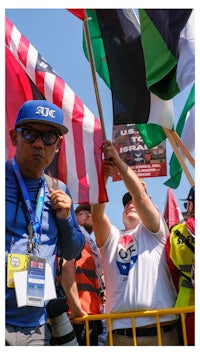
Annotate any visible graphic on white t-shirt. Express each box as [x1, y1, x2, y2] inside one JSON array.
[[116, 233, 138, 275]]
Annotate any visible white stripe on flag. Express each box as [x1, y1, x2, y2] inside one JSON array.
[[148, 93, 174, 129], [180, 106, 195, 162], [177, 11, 195, 91], [43, 72, 56, 102], [26, 44, 38, 83], [82, 105, 99, 202], [9, 24, 21, 59], [62, 86, 79, 202]]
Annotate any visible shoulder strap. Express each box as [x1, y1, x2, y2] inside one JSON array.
[[175, 229, 195, 253], [44, 174, 59, 190]]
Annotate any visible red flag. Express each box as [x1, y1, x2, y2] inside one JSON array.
[[5, 17, 107, 204], [6, 46, 44, 160], [163, 188, 183, 230], [67, 9, 86, 20]]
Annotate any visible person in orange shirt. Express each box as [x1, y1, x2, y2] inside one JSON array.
[[61, 204, 106, 345]]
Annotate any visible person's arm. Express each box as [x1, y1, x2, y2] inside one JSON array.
[[103, 140, 160, 233], [61, 259, 87, 320], [91, 202, 111, 248], [91, 159, 113, 248]]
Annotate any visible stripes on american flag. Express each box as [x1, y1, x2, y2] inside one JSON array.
[[5, 17, 108, 204]]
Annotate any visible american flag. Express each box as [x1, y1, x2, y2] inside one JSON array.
[[5, 17, 108, 204]]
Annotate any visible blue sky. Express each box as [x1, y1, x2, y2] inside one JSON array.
[[5, 7, 195, 230]]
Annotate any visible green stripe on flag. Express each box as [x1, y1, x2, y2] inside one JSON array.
[[139, 9, 179, 100], [164, 84, 195, 188]]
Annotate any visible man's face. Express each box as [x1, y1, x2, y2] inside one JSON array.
[[76, 209, 93, 234], [186, 201, 194, 217], [122, 200, 140, 228], [10, 123, 63, 177]]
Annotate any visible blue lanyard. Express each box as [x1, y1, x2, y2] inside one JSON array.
[[12, 157, 45, 253]]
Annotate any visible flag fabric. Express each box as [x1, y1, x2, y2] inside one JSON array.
[[139, 9, 195, 100], [71, 9, 173, 149], [95, 9, 174, 128], [5, 17, 108, 204], [6, 46, 44, 160], [180, 105, 195, 155], [67, 9, 86, 20], [164, 84, 195, 189], [163, 187, 184, 230]]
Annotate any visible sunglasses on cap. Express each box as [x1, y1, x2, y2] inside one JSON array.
[[16, 127, 61, 145]]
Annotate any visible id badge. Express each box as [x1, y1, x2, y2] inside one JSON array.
[[7, 253, 29, 288], [26, 256, 46, 307]]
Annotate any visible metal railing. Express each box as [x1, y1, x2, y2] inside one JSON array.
[[75, 306, 194, 345]]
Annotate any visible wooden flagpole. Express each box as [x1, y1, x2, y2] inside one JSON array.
[[170, 130, 195, 168], [83, 15, 107, 140], [163, 128, 194, 187]]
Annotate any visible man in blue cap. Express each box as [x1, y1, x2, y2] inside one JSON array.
[[6, 100, 85, 346]]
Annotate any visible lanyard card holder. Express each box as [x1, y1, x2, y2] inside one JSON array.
[[27, 255, 46, 307], [7, 253, 30, 288]]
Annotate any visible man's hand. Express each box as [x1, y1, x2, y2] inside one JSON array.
[[69, 308, 87, 325], [103, 158, 114, 184], [49, 189, 71, 219]]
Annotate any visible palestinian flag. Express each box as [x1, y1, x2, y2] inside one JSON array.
[[139, 9, 194, 100], [95, 9, 173, 128], [74, 8, 172, 149]]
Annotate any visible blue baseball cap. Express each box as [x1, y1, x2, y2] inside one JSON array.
[[15, 100, 68, 134]]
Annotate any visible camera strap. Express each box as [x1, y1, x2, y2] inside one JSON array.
[[44, 174, 59, 191], [44, 174, 65, 287], [56, 257, 64, 286]]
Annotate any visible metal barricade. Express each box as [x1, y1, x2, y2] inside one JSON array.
[[75, 306, 194, 346]]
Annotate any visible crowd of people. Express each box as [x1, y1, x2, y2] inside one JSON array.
[[5, 100, 195, 346]]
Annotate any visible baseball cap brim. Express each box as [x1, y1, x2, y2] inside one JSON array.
[[180, 186, 194, 203]]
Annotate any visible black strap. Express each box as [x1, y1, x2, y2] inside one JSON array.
[[181, 279, 193, 288], [175, 229, 195, 253]]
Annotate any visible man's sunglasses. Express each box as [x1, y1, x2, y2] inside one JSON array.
[[16, 127, 61, 145]]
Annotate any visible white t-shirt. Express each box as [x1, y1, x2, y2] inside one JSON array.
[[100, 216, 178, 329]]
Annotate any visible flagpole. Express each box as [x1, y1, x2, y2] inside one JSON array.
[[170, 131, 195, 168], [83, 16, 107, 140], [163, 128, 194, 187]]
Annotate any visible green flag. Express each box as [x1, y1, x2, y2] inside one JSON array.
[[164, 84, 195, 188], [83, 10, 110, 88]]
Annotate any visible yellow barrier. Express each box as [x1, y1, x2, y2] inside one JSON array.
[[74, 306, 194, 346]]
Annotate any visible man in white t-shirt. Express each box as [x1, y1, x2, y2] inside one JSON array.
[[91, 140, 180, 346]]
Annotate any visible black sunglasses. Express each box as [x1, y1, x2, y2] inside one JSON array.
[[16, 127, 61, 145]]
